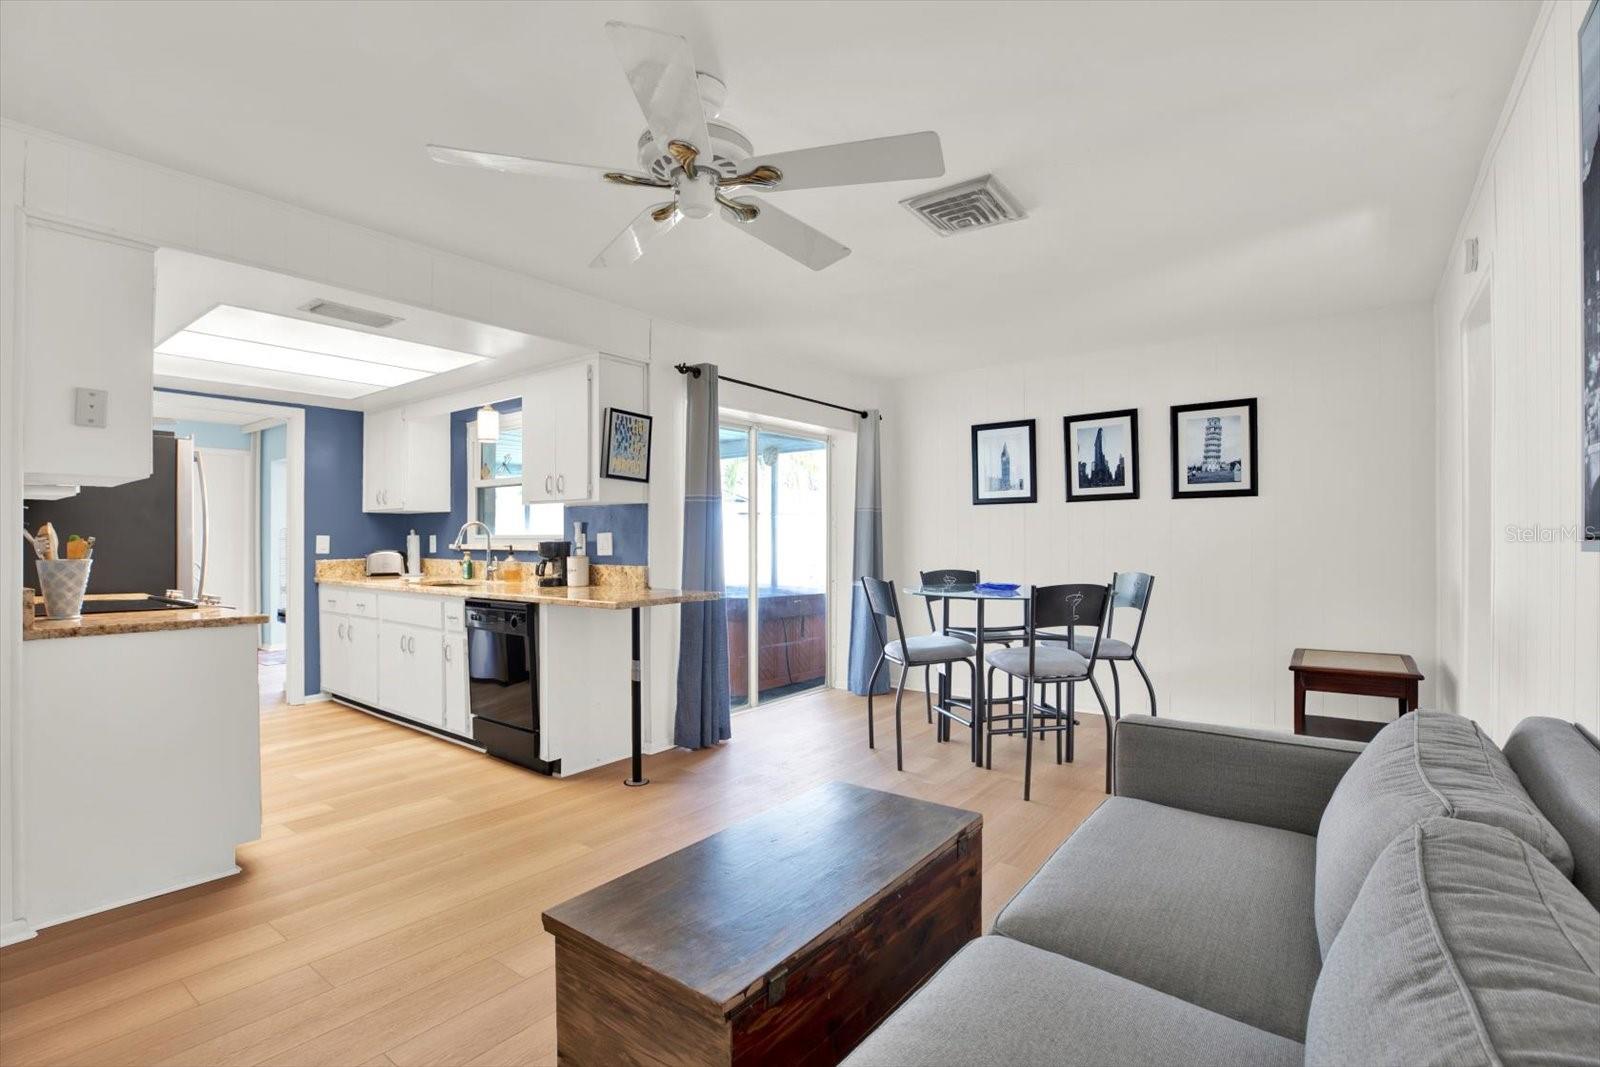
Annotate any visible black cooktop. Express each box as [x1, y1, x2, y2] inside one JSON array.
[[33, 595, 189, 617]]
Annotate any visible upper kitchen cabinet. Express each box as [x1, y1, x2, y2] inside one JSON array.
[[21, 218, 157, 488], [521, 354, 647, 505], [363, 407, 450, 513]]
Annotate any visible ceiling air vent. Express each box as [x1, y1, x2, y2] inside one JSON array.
[[299, 299, 402, 330], [901, 175, 1025, 237]]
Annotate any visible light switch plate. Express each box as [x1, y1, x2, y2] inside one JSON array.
[[596, 532, 614, 556], [73, 388, 108, 428], [429, 534, 437, 552], [315, 535, 331, 555]]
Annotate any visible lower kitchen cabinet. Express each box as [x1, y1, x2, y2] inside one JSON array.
[[319, 590, 466, 737]]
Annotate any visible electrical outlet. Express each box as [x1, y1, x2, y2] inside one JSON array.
[[315, 535, 331, 555], [596, 532, 614, 556], [73, 388, 108, 428], [429, 534, 437, 552]]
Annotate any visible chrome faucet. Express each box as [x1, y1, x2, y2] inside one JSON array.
[[455, 521, 497, 580]]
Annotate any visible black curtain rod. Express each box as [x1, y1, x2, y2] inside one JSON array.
[[673, 363, 872, 420]]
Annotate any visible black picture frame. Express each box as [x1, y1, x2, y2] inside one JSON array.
[[1169, 398, 1259, 499], [1064, 408, 1140, 502], [601, 407, 653, 483], [971, 419, 1037, 504], [1582, 3, 1600, 550]]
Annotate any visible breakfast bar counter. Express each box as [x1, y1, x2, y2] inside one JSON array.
[[24, 593, 267, 640], [315, 574, 720, 610]]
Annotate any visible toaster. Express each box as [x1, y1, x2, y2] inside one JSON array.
[[365, 550, 405, 576]]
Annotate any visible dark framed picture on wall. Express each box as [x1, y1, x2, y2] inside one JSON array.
[[971, 419, 1037, 504], [601, 407, 653, 483], [1170, 398, 1258, 499], [1064, 409, 1139, 501]]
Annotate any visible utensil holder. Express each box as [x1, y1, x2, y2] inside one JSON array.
[[36, 559, 92, 620], [566, 556, 590, 588]]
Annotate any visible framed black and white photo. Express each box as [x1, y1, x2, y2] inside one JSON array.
[[971, 419, 1037, 504], [601, 407, 653, 483], [1064, 408, 1139, 502], [1170, 398, 1258, 499], [1582, 3, 1600, 549]]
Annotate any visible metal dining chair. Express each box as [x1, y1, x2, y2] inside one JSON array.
[[983, 583, 1116, 799], [1067, 572, 1157, 718], [918, 568, 1026, 729], [860, 576, 978, 771]]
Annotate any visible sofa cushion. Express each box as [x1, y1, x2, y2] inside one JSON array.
[[1305, 818, 1600, 1067], [844, 935, 1305, 1067], [992, 797, 1320, 1041], [1503, 716, 1600, 910], [1314, 710, 1573, 954]]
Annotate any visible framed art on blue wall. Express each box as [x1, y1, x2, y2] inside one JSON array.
[[602, 407, 653, 483]]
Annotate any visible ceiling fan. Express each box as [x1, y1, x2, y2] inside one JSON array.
[[426, 21, 945, 271]]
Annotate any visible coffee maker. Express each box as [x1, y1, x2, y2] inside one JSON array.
[[535, 540, 571, 587]]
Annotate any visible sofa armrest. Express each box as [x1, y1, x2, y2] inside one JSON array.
[[1114, 716, 1365, 836]]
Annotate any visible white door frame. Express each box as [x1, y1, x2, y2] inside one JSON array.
[[152, 391, 309, 705], [1459, 274, 1495, 726]]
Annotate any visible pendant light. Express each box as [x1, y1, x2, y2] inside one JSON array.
[[476, 404, 500, 443]]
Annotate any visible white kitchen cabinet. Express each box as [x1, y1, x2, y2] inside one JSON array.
[[343, 616, 380, 707], [21, 217, 156, 488], [442, 632, 469, 737], [378, 620, 443, 727], [522, 360, 594, 504], [363, 408, 450, 513], [319, 610, 346, 697]]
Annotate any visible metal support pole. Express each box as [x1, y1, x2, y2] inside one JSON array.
[[625, 606, 649, 786]]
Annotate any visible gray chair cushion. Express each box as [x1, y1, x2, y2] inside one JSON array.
[[1305, 818, 1600, 1067], [844, 935, 1305, 1067], [885, 634, 975, 664], [1314, 710, 1574, 955], [984, 644, 1089, 680], [1069, 634, 1134, 659], [993, 798, 1321, 1041], [1503, 716, 1600, 910]]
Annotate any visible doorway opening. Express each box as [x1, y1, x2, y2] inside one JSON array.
[[1460, 282, 1494, 725], [719, 420, 831, 709]]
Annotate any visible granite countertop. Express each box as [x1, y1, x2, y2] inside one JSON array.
[[24, 594, 268, 641], [317, 575, 721, 611]]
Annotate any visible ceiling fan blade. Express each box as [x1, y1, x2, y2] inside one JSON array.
[[720, 197, 851, 271], [740, 131, 945, 192], [605, 21, 711, 163], [591, 203, 682, 269], [425, 144, 664, 187]]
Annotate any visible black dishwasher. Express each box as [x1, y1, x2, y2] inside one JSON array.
[[465, 600, 556, 774]]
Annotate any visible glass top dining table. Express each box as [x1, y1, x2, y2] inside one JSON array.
[[902, 584, 1029, 765]]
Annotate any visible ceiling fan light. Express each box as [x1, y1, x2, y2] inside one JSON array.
[[477, 404, 500, 443]]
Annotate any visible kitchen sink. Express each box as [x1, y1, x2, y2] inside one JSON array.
[[418, 577, 483, 587]]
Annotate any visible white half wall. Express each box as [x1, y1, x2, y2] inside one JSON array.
[[887, 305, 1438, 732], [1434, 0, 1600, 741]]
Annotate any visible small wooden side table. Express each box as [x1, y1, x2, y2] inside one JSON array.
[[1289, 648, 1423, 742]]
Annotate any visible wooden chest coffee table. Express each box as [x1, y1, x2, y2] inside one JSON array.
[[541, 782, 982, 1066]]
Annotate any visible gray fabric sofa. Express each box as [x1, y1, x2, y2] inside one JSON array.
[[845, 712, 1600, 1067]]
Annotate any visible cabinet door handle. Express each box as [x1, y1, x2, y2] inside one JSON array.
[[545, 474, 553, 494], [348, 624, 355, 642], [407, 636, 416, 653], [556, 474, 565, 494], [337, 622, 345, 640], [443, 642, 452, 662]]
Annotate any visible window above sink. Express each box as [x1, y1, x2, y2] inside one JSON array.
[[466, 409, 563, 548]]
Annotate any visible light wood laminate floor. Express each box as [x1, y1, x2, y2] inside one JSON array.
[[0, 686, 1109, 1067]]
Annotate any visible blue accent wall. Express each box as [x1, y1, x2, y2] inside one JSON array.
[[566, 503, 649, 565]]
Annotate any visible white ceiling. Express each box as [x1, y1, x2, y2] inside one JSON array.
[[0, 1, 1537, 379]]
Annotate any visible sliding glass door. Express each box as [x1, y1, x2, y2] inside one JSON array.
[[719, 422, 830, 709]]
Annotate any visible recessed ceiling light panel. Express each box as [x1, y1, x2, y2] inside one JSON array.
[[153, 304, 489, 397]]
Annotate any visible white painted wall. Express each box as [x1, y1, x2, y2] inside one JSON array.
[[1434, 0, 1600, 741], [887, 306, 1438, 732]]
